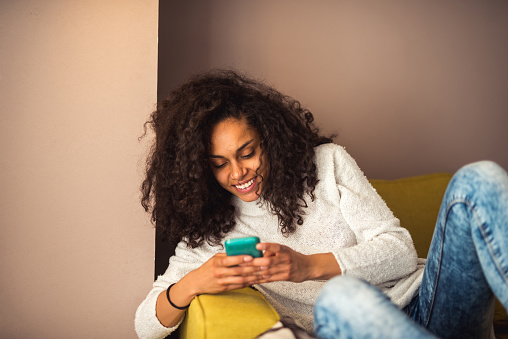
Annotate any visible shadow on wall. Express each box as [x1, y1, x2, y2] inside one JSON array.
[[157, 0, 508, 179], [158, 0, 213, 99]]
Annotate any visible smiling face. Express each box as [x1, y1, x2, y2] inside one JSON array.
[[209, 117, 268, 202]]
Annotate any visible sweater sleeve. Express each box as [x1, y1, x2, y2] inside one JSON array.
[[134, 240, 216, 339], [316, 144, 418, 285]]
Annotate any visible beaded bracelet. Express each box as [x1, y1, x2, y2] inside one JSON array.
[[166, 283, 191, 310]]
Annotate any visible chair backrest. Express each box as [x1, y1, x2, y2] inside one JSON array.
[[154, 233, 176, 280]]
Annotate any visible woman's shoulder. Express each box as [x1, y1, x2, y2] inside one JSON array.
[[314, 143, 351, 163], [313, 143, 363, 179], [314, 142, 344, 154]]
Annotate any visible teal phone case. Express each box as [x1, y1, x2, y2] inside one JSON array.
[[225, 236, 263, 257]]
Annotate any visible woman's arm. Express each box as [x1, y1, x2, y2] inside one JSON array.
[[250, 243, 341, 284], [326, 144, 418, 284], [136, 249, 270, 339], [153, 253, 262, 328]]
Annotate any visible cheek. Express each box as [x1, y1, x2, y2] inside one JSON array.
[[248, 159, 262, 175], [259, 156, 269, 177], [214, 171, 229, 187]]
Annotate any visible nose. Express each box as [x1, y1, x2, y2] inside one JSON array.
[[230, 161, 247, 181]]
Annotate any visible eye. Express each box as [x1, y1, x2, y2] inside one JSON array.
[[241, 151, 255, 159], [213, 162, 227, 169]]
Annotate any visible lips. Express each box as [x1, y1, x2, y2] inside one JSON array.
[[233, 177, 256, 193]]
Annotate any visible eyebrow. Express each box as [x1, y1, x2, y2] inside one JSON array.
[[209, 139, 254, 159]]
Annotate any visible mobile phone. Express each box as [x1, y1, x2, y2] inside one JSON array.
[[225, 236, 263, 258]]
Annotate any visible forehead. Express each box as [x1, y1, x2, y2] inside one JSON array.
[[209, 118, 259, 154]]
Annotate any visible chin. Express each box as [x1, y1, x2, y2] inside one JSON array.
[[238, 194, 261, 202]]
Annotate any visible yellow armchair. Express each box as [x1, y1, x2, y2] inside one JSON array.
[[173, 173, 508, 338]]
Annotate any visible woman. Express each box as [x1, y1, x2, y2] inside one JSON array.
[[135, 69, 508, 339]]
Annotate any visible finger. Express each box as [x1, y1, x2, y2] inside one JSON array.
[[228, 264, 265, 276], [213, 261, 265, 279], [252, 254, 290, 268], [257, 242, 283, 253], [250, 278, 271, 284], [242, 262, 289, 281], [218, 273, 261, 286], [219, 255, 253, 267], [250, 273, 277, 284], [254, 268, 294, 283], [253, 261, 292, 281], [262, 250, 277, 258]]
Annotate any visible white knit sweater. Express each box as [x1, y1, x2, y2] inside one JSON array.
[[135, 143, 425, 338]]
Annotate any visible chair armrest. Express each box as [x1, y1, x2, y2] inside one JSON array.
[[179, 287, 280, 339]]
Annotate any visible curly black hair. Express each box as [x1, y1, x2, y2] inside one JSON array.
[[141, 69, 333, 248]]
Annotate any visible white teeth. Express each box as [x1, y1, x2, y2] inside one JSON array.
[[235, 178, 255, 190]]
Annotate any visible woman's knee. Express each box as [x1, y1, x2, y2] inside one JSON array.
[[444, 161, 508, 209], [318, 275, 370, 301], [315, 276, 412, 338], [455, 161, 507, 188], [316, 276, 387, 314]]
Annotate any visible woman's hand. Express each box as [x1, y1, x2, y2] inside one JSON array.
[[185, 253, 262, 295], [251, 243, 342, 284], [156, 253, 262, 328]]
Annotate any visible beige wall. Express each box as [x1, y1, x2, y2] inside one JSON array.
[[0, 1, 157, 338], [160, 0, 508, 179], [2, 1, 508, 338]]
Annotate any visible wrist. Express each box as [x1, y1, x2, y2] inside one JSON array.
[[308, 253, 341, 280], [166, 283, 191, 309], [170, 277, 198, 308]]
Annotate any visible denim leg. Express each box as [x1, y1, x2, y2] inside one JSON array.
[[314, 276, 438, 339], [417, 161, 508, 338]]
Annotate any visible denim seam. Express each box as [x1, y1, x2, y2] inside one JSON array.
[[475, 209, 508, 286], [423, 197, 464, 328]]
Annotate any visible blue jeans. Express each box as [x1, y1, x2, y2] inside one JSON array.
[[314, 161, 508, 339]]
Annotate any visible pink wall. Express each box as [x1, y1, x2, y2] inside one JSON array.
[[0, 1, 157, 337], [160, 0, 508, 179], [1, 1, 507, 338]]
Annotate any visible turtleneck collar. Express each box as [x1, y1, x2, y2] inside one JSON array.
[[232, 196, 269, 217]]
